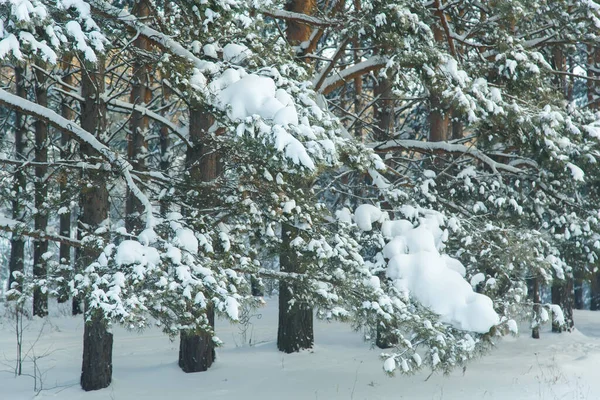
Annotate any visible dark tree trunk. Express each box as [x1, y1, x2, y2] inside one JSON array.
[[79, 58, 112, 391], [251, 276, 264, 297], [159, 83, 171, 215], [32, 66, 49, 317], [552, 277, 574, 332], [277, 223, 314, 353], [429, 94, 449, 143], [8, 66, 27, 291], [81, 311, 113, 390], [125, 0, 151, 233], [178, 106, 219, 372], [574, 276, 584, 310], [591, 271, 600, 311], [178, 305, 216, 373], [587, 46, 600, 109], [373, 74, 394, 142], [58, 55, 74, 304], [532, 277, 540, 339]]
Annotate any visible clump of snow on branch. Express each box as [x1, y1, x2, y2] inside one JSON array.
[[355, 204, 500, 334]]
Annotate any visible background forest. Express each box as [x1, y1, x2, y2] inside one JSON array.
[[1, 0, 600, 393]]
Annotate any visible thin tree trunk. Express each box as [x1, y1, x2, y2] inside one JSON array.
[[178, 106, 219, 372], [278, 223, 314, 353], [591, 272, 600, 311], [126, 0, 151, 233], [373, 74, 394, 142], [159, 83, 170, 215], [276, 0, 316, 353], [352, 0, 363, 140], [532, 277, 540, 339], [79, 59, 112, 391], [8, 67, 27, 291], [574, 274, 584, 310], [32, 65, 49, 317], [58, 56, 74, 304]]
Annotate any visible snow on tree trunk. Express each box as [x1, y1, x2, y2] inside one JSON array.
[[428, 93, 449, 143], [8, 66, 27, 291], [551, 277, 574, 333], [79, 59, 112, 391], [32, 65, 49, 317], [277, 223, 314, 353], [285, 0, 316, 50]]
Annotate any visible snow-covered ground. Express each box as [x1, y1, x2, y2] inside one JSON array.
[[2, 299, 600, 400]]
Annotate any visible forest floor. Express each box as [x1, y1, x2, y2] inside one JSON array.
[[1, 298, 600, 400]]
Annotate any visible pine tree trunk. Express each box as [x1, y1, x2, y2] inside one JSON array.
[[178, 305, 216, 373], [591, 272, 600, 311], [532, 277, 540, 339], [32, 65, 48, 317], [159, 83, 171, 215], [277, 223, 314, 353], [81, 310, 113, 390], [373, 74, 394, 142], [552, 277, 574, 332], [178, 106, 219, 372], [8, 66, 27, 291], [126, 0, 151, 233], [574, 276, 584, 310], [275, 0, 316, 355], [284, 0, 316, 48], [58, 56, 74, 304], [429, 94, 449, 142], [79, 58, 112, 391]]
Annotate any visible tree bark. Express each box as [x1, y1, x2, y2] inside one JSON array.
[[178, 106, 219, 372], [126, 0, 151, 233], [277, 223, 314, 353], [58, 55, 74, 304], [531, 277, 540, 339], [178, 306, 216, 373], [79, 59, 112, 391], [276, 0, 317, 355], [373, 74, 394, 142], [8, 67, 27, 291], [159, 83, 170, 215], [32, 65, 49, 317], [429, 93, 449, 142], [591, 271, 600, 311], [574, 274, 584, 310], [551, 277, 574, 332], [81, 311, 113, 390], [284, 0, 316, 49]]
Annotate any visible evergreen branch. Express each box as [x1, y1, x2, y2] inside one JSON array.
[[261, 9, 340, 27], [371, 139, 528, 174], [0, 217, 81, 247]]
